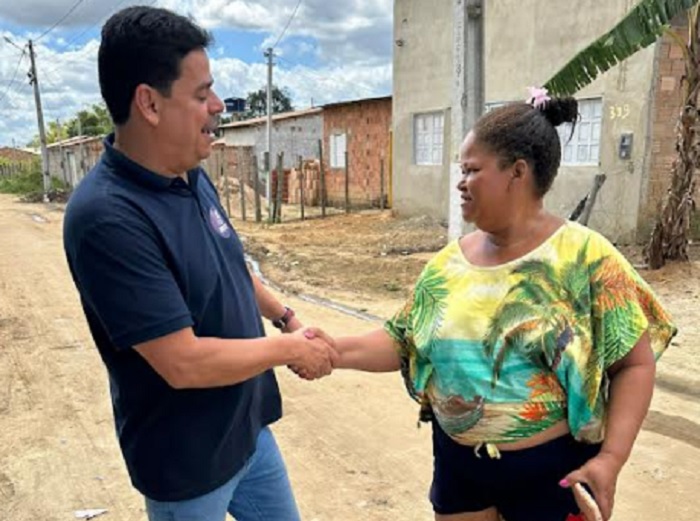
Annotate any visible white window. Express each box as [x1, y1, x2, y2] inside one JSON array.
[[559, 98, 602, 165], [413, 112, 444, 165], [330, 133, 347, 168]]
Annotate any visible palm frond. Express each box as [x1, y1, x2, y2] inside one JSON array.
[[483, 301, 539, 357], [512, 260, 560, 294], [545, 0, 700, 96], [412, 266, 449, 349], [510, 279, 557, 307]]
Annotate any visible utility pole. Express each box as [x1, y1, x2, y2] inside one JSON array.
[[448, 0, 485, 240], [264, 47, 274, 220], [28, 39, 50, 202]]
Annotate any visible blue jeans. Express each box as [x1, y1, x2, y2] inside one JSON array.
[[145, 427, 300, 521]]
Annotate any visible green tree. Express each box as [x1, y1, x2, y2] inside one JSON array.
[[66, 103, 113, 137], [27, 103, 113, 146], [542, 0, 700, 268], [244, 85, 294, 119], [46, 119, 68, 144]]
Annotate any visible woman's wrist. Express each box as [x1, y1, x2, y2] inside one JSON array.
[[595, 448, 627, 472]]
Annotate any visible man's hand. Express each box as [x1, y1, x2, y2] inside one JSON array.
[[288, 327, 338, 380]]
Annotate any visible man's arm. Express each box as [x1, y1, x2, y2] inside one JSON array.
[[135, 326, 337, 389], [249, 270, 302, 333]]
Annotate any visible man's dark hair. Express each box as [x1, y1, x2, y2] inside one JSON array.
[[473, 98, 579, 197], [98, 6, 212, 125]]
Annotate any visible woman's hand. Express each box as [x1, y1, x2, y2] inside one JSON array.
[[561, 452, 624, 521]]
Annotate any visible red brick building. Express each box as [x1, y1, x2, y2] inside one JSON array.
[[322, 96, 392, 208]]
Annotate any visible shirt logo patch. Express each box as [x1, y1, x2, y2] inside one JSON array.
[[208, 207, 232, 238]]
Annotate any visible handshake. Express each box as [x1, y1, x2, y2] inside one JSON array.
[[286, 327, 340, 381]]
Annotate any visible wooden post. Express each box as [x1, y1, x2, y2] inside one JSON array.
[[265, 151, 272, 223], [298, 155, 305, 221], [239, 161, 247, 222], [222, 164, 231, 217], [275, 152, 284, 223], [252, 157, 262, 222], [380, 156, 385, 210], [344, 150, 350, 214], [318, 139, 326, 217]]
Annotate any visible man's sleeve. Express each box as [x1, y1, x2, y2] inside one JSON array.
[[71, 218, 193, 350]]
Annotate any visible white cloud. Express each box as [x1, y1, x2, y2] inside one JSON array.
[[211, 55, 391, 108], [0, 33, 102, 146], [0, 0, 393, 146]]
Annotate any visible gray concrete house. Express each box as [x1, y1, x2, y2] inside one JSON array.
[[392, 0, 687, 243]]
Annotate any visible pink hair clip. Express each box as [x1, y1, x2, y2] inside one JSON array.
[[527, 86, 551, 109]]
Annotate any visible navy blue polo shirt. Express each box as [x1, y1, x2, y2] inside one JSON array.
[[63, 135, 282, 501]]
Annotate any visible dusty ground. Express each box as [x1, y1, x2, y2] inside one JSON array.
[[0, 194, 699, 520]]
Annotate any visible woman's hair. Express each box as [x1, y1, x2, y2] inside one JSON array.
[[472, 97, 579, 196]]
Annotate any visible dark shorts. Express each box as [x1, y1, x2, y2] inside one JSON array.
[[430, 421, 601, 520]]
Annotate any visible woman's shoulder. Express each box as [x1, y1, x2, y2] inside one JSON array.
[[557, 221, 621, 258]]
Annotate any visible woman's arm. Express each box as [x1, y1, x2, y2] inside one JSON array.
[[601, 330, 655, 466], [563, 331, 655, 520], [335, 328, 402, 372]]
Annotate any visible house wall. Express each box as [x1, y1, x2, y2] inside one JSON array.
[[393, 0, 660, 243], [638, 19, 696, 239], [47, 138, 102, 187], [392, 0, 454, 219], [486, 0, 657, 243], [221, 114, 322, 171], [322, 98, 392, 207]]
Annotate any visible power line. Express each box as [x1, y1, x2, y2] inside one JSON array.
[[271, 0, 302, 49], [56, 0, 140, 51], [0, 50, 27, 108], [36, 0, 89, 42], [42, 0, 159, 78]]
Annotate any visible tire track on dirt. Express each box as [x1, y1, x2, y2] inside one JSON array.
[[644, 410, 700, 450]]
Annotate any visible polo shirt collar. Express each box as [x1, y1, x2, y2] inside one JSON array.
[[103, 134, 200, 191]]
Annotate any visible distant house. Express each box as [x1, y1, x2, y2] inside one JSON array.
[[218, 107, 323, 170], [322, 96, 392, 207], [47, 135, 102, 187], [0, 147, 38, 163], [217, 96, 392, 209]]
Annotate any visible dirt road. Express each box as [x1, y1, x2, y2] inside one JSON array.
[[0, 194, 698, 520]]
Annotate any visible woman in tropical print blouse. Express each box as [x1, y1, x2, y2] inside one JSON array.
[[332, 95, 676, 521]]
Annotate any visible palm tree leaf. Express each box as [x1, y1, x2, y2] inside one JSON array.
[[545, 0, 700, 96], [560, 255, 590, 307], [512, 260, 560, 294], [483, 301, 540, 357], [510, 278, 556, 307], [412, 266, 449, 349]]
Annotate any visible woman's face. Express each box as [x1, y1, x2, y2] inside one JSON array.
[[457, 131, 520, 232]]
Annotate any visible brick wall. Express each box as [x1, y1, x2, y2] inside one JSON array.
[[639, 23, 688, 236], [323, 98, 391, 208]]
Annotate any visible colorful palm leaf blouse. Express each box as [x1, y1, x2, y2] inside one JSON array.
[[385, 222, 676, 445]]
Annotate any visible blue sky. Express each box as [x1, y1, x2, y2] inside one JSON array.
[[0, 0, 393, 146]]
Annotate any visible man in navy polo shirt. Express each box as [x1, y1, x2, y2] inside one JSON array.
[[63, 6, 336, 521]]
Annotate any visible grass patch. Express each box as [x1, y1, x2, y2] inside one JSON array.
[[0, 168, 67, 196]]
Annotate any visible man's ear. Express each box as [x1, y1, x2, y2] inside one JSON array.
[[133, 84, 161, 127]]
